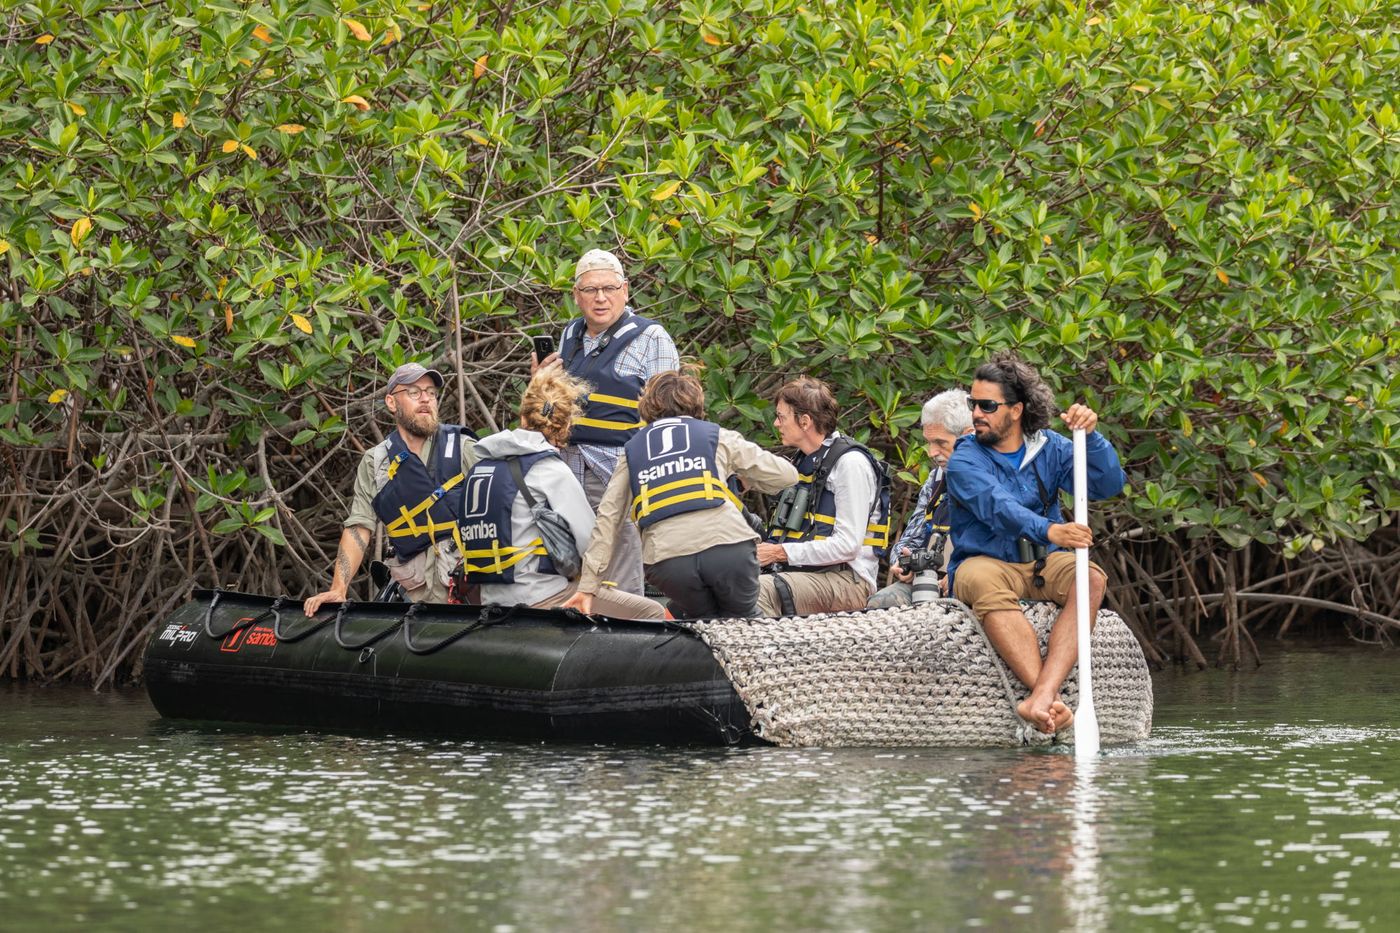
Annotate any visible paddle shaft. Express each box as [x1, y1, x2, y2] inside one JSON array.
[[1073, 428, 1101, 756]]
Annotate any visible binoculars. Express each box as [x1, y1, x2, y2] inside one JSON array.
[[1016, 536, 1049, 564], [770, 485, 811, 534]]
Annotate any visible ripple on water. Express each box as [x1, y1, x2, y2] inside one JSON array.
[[3, 653, 1400, 930]]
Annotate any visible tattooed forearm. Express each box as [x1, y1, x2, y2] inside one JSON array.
[[334, 527, 372, 587], [336, 549, 353, 587]]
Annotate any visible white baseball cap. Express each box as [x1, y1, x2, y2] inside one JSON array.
[[574, 248, 625, 280]]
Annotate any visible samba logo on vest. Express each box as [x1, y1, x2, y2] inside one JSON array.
[[647, 420, 691, 459], [463, 467, 495, 519], [460, 466, 499, 541]]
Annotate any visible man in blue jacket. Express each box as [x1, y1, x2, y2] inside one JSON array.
[[946, 354, 1126, 735]]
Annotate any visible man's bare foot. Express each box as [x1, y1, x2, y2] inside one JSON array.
[[1016, 697, 1056, 734], [1049, 700, 1074, 733]]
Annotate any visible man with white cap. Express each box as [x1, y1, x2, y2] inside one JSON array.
[[303, 362, 479, 615], [534, 248, 679, 595]]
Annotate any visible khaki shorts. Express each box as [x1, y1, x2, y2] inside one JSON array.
[[953, 551, 1105, 618]]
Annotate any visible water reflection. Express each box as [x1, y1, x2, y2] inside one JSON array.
[[2, 648, 1399, 931]]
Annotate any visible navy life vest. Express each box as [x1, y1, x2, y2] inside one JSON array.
[[371, 424, 473, 560], [456, 450, 559, 584], [624, 417, 742, 530], [560, 311, 660, 446], [924, 471, 951, 540], [768, 436, 892, 562]]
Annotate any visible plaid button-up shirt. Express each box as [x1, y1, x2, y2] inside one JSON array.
[[559, 309, 680, 484]]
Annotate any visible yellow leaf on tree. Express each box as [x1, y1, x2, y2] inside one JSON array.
[[223, 302, 234, 333], [938, 53, 954, 66], [0, 239, 10, 255], [70, 216, 92, 247], [67, 101, 86, 116], [36, 34, 55, 45], [239, 143, 258, 159], [1043, 234, 1052, 245], [651, 180, 683, 201], [383, 20, 401, 45], [1250, 471, 1269, 489], [252, 24, 272, 43], [1215, 268, 1229, 285], [1131, 84, 1151, 93], [341, 95, 370, 111], [172, 111, 188, 128], [291, 313, 313, 334], [665, 217, 681, 229], [344, 18, 371, 42], [968, 201, 983, 221], [865, 233, 879, 244], [48, 388, 68, 404], [221, 139, 240, 153], [465, 130, 489, 145], [171, 334, 197, 349], [1086, 16, 1102, 26], [276, 123, 305, 134], [701, 31, 722, 47], [1180, 414, 1193, 437], [473, 55, 488, 79]]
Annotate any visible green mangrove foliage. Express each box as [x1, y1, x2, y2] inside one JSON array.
[[1, 0, 1397, 679]]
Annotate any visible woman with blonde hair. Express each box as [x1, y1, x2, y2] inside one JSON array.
[[456, 367, 664, 619]]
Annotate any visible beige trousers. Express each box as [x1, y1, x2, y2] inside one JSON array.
[[534, 582, 666, 621], [756, 567, 872, 617]]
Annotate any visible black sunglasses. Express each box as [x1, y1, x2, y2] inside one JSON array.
[[967, 397, 1012, 413]]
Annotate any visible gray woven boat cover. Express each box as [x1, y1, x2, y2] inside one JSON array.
[[686, 600, 1154, 748]]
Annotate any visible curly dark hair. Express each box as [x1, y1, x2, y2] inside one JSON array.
[[972, 352, 1057, 435]]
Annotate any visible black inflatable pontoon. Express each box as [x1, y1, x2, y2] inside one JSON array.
[[144, 590, 752, 744]]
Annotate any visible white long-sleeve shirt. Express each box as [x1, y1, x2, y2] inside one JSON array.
[[782, 437, 880, 590]]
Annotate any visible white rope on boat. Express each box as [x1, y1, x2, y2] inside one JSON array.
[[686, 600, 1154, 748]]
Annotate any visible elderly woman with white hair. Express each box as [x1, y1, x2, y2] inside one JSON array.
[[866, 388, 974, 609]]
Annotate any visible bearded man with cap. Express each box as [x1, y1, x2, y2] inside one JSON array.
[[533, 248, 680, 596], [303, 363, 479, 615]]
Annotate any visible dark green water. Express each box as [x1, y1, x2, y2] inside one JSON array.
[[2, 647, 1397, 932]]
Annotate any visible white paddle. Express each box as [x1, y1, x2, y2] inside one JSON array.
[[1073, 428, 1101, 756]]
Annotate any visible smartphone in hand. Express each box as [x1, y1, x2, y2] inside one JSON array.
[[531, 335, 555, 363]]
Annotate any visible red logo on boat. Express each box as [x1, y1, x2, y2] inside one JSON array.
[[220, 618, 268, 652]]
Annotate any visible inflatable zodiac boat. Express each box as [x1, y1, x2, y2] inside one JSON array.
[[143, 590, 1154, 747]]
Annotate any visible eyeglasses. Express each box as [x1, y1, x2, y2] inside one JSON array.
[[967, 397, 1011, 413], [575, 284, 624, 297], [395, 386, 439, 401]]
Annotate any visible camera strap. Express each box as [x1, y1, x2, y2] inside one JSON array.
[[1028, 461, 1055, 588], [770, 572, 798, 617], [564, 312, 631, 368]]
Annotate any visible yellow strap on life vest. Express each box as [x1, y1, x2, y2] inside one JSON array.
[[779, 514, 889, 548], [386, 451, 407, 482], [587, 392, 640, 409], [575, 415, 646, 431], [630, 471, 741, 522], [458, 537, 549, 575], [382, 472, 466, 539]]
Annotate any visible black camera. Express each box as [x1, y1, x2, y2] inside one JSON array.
[[898, 548, 940, 574], [1017, 536, 1049, 564], [898, 532, 947, 574]]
